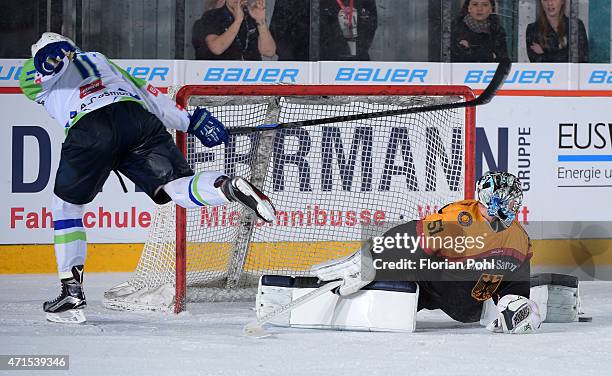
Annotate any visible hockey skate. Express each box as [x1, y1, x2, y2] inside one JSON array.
[[219, 177, 276, 223], [44, 265, 87, 324]]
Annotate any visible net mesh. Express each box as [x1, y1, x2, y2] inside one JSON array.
[[104, 87, 472, 309]]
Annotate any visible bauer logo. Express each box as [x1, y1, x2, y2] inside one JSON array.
[[587, 70, 612, 84], [335, 67, 428, 83], [203, 67, 300, 83], [124, 66, 170, 81], [464, 69, 554, 84], [0, 64, 23, 82]]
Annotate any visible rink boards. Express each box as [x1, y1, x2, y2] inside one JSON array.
[[1, 60, 611, 274]]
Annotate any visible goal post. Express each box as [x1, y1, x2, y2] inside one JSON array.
[[104, 84, 476, 313]]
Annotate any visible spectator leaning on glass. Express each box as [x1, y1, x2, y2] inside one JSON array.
[[526, 0, 588, 62], [451, 0, 508, 62], [192, 0, 276, 60], [320, 0, 378, 61]]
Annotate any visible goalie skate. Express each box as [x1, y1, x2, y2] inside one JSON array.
[[221, 177, 276, 223]]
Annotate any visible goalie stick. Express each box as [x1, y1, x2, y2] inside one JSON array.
[[244, 280, 343, 338], [224, 57, 511, 135]]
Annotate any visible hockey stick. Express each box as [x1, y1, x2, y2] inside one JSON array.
[[229, 58, 511, 135], [244, 279, 343, 338]]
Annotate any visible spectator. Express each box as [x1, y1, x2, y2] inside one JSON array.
[[269, 0, 311, 61], [320, 0, 378, 61], [451, 0, 508, 62], [526, 0, 589, 62], [192, 0, 276, 60], [205, 0, 225, 10]]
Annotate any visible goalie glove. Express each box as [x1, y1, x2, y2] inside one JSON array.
[[486, 295, 542, 334], [187, 107, 229, 148], [33, 41, 76, 76], [311, 239, 376, 296]]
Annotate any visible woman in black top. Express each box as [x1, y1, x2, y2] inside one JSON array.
[[526, 0, 588, 62], [192, 0, 276, 60], [451, 0, 508, 62]]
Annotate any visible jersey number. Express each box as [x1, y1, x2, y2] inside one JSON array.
[[427, 219, 444, 235], [73, 55, 100, 79]]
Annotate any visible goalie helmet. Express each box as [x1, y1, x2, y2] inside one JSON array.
[[476, 171, 523, 228], [31, 32, 76, 58]]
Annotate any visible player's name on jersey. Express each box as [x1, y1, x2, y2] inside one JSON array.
[[373, 257, 499, 271]]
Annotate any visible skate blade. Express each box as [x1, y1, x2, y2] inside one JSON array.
[[235, 178, 276, 223], [46, 309, 86, 324]]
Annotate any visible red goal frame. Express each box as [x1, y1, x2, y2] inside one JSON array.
[[173, 85, 476, 313]]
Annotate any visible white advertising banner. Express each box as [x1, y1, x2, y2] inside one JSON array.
[[476, 96, 612, 239], [2, 58, 612, 244], [0, 59, 177, 88], [0, 59, 25, 87], [115, 59, 177, 88], [319, 61, 445, 85], [577, 64, 612, 90], [450, 63, 575, 90], [184, 60, 314, 85], [2, 59, 604, 88]]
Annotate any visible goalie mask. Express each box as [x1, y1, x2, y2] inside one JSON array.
[[476, 171, 523, 228], [31, 32, 77, 58]]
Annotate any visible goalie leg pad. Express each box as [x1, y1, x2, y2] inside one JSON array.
[[479, 298, 498, 327], [530, 273, 579, 323], [256, 276, 418, 332], [311, 240, 376, 296]]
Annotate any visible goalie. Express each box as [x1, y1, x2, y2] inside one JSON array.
[[20, 33, 276, 324], [257, 172, 544, 334]]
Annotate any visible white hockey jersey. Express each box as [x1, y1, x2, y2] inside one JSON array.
[[19, 51, 189, 133]]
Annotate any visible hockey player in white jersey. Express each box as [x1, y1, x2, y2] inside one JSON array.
[[19, 32, 276, 324]]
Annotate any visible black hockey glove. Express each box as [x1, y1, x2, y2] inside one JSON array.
[[187, 107, 229, 148]]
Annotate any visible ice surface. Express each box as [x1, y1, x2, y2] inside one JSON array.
[[1, 273, 610, 376]]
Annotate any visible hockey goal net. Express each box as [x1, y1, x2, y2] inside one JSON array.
[[103, 85, 475, 313]]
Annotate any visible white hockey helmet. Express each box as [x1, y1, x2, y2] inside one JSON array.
[[476, 171, 523, 228], [31, 32, 76, 58]]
